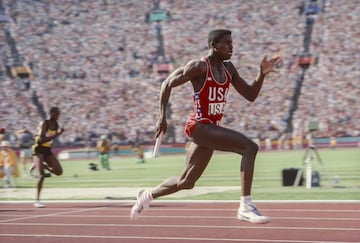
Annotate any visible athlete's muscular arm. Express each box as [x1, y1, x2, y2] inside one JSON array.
[[229, 55, 281, 102], [38, 121, 54, 143], [155, 60, 205, 138]]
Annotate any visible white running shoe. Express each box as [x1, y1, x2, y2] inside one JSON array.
[[237, 202, 271, 224], [130, 189, 150, 220], [33, 201, 46, 208], [138, 189, 151, 210]]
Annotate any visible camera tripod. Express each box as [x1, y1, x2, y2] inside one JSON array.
[[294, 141, 330, 188], [303, 144, 323, 188], [293, 131, 330, 188]]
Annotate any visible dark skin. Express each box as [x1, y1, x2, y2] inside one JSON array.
[[33, 108, 64, 201], [153, 33, 281, 198]]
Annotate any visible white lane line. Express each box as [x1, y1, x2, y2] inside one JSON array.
[[1, 200, 359, 204], [1, 214, 360, 221], [0, 204, 116, 223], [0, 234, 357, 243], [1, 207, 360, 213], [0, 222, 359, 231]]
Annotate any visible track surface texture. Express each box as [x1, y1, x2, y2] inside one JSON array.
[[0, 201, 359, 243]]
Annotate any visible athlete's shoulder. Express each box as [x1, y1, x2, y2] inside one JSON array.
[[223, 60, 235, 69], [184, 58, 207, 73], [223, 61, 236, 76], [186, 58, 206, 68]]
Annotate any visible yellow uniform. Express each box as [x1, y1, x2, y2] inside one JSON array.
[[0, 148, 19, 178], [96, 137, 111, 170]]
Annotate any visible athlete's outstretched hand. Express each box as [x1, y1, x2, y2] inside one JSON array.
[[260, 55, 281, 76]]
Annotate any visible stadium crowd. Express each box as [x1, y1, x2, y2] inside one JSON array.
[[0, 0, 359, 147]]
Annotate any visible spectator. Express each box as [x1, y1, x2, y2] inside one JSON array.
[[96, 135, 111, 170], [0, 128, 5, 142], [132, 144, 145, 164], [329, 136, 337, 150], [0, 0, 358, 145], [0, 140, 19, 188], [15, 128, 34, 176]]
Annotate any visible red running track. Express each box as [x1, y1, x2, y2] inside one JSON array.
[[0, 201, 359, 243]]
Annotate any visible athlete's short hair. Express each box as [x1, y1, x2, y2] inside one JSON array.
[[49, 106, 59, 114], [208, 29, 231, 48]]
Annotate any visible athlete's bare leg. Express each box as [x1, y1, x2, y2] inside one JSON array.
[[151, 123, 258, 198], [33, 154, 63, 202], [33, 154, 45, 201], [189, 123, 258, 196], [151, 142, 213, 198], [44, 155, 63, 176]]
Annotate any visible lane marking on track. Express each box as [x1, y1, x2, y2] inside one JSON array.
[[1, 214, 360, 221], [0, 233, 357, 243], [1, 202, 358, 243], [0, 204, 117, 223], [1, 207, 360, 212], [1, 222, 359, 231], [1, 200, 360, 203]]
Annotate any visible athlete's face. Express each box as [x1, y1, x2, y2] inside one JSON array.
[[51, 110, 60, 120], [214, 34, 233, 60]]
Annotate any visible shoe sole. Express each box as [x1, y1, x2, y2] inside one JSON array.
[[34, 204, 46, 208], [238, 214, 271, 224]]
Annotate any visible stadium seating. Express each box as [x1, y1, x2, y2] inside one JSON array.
[[0, 0, 358, 146]]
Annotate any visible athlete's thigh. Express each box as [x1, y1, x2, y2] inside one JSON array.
[[191, 123, 255, 154], [45, 155, 62, 173], [180, 142, 214, 182]]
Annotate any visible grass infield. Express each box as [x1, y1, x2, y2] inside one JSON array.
[[7, 148, 360, 200]]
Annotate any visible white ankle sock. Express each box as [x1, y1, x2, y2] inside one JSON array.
[[147, 189, 154, 200], [142, 189, 153, 202], [240, 195, 252, 210]]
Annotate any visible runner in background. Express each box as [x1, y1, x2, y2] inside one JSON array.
[[32, 107, 64, 208]]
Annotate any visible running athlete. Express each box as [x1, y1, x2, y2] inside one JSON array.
[[32, 107, 64, 208], [131, 29, 281, 223]]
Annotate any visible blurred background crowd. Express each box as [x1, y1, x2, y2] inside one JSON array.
[[0, 0, 359, 148]]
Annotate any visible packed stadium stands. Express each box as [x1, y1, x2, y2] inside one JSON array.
[[0, 0, 359, 147]]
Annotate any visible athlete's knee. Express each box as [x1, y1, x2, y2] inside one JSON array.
[[54, 168, 63, 176], [249, 141, 259, 153], [243, 140, 259, 157]]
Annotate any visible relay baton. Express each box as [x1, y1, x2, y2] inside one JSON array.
[[152, 132, 163, 158]]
